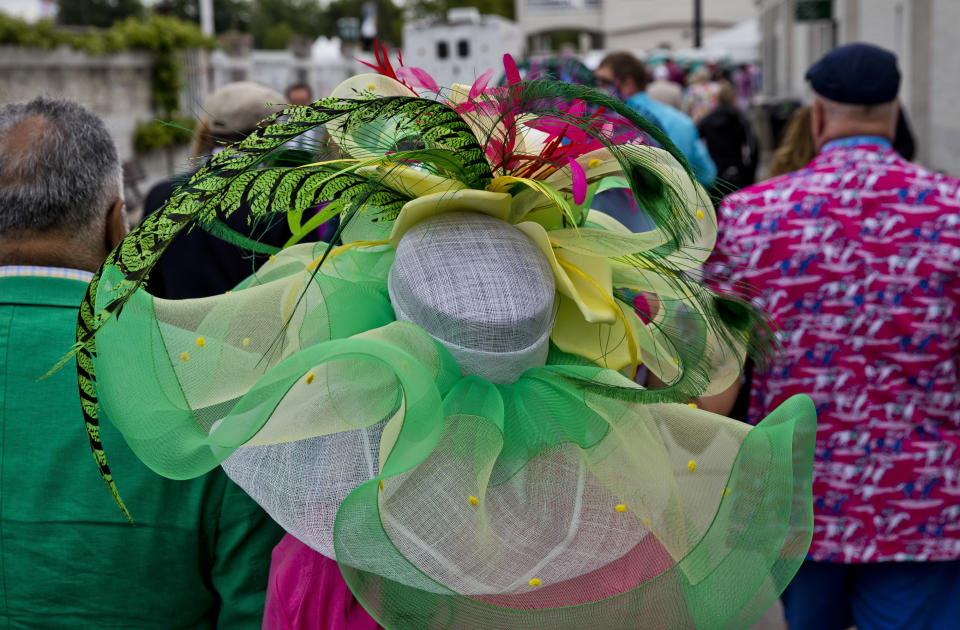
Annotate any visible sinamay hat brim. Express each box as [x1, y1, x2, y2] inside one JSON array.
[[72, 58, 816, 629]]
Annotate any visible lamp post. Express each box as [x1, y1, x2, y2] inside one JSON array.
[[693, 0, 702, 48], [199, 0, 214, 37]]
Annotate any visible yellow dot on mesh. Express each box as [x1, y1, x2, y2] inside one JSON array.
[[641, 516, 651, 527], [672, 357, 679, 365], [379, 479, 384, 491], [242, 337, 250, 346], [180, 352, 189, 362], [468, 495, 479, 506], [305, 372, 315, 385], [723, 487, 732, 498], [615, 503, 627, 513], [225, 290, 232, 294], [687, 402, 698, 408], [196, 336, 205, 348], [696, 209, 705, 220], [587, 158, 601, 169], [269, 254, 276, 261], [528, 578, 542, 587], [367, 83, 378, 91], [687, 460, 697, 472]]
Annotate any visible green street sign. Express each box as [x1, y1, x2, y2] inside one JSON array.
[[796, 0, 832, 21]]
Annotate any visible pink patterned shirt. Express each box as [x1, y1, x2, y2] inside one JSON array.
[[712, 138, 960, 563]]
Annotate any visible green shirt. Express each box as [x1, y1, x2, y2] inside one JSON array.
[[0, 274, 284, 629]]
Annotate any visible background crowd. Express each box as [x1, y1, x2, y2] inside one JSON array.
[[0, 30, 958, 630]]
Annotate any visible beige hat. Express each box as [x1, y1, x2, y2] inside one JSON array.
[[203, 82, 286, 135]]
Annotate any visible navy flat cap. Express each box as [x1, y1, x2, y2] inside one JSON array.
[[805, 43, 901, 104]]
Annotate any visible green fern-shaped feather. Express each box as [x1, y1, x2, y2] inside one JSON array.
[[73, 94, 491, 518]]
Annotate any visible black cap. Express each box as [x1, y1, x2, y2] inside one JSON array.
[[805, 43, 901, 104]]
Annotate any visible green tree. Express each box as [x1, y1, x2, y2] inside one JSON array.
[[261, 22, 296, 49], [57, 0, 145, 27], [250, 0, 326, 48], [322, 0, 403, 47], [153, 0, 252, 34]]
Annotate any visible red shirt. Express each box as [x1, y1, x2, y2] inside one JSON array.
[[712, 139, 960, 563]]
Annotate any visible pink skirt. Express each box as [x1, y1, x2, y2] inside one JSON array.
[[263, 534, 382, 630]]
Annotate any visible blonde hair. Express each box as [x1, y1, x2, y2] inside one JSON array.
[[717, 81, 736, 107], [768, 106, 815, 178]]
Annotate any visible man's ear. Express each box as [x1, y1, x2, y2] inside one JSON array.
[[105, 197, 127, 251], [810, 99, 826, 150]]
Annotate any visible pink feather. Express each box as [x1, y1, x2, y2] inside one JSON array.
[[503, 54, 521, 85], [395, 66, 440, 93], [569, 157, 587, 205], [469, 69, 494, 100]]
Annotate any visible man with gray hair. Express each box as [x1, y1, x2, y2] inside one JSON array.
[[711, 44, 960, 629], [0, 97, 283, 628]]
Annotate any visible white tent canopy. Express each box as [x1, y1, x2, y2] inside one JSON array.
[[700, 18, 760, 64]]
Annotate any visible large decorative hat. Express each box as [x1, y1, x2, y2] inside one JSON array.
[[72, 49, 815, 629]]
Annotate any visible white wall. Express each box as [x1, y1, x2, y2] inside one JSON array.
[[852, 0, 913, 108], [207, 50, 361, 101], [0, 47, 153, 161], [926, 0, 960, 173], [758, 0, 959, 175], [403, 17, 524, 87], [516, 0, 756, 52]]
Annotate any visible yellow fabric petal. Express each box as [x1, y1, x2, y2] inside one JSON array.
[[548, 226, 670, 258], [331, 73, 417, 98], [488, 175, 576, 227], [585, 209, 631, 232], [513, 222, 616, 324], [511, 149, 623, 219], [356, 164, 466, 199], [551, 294, 642, 371], [542, 148, 623, 190], [389, 190, 513, 248]]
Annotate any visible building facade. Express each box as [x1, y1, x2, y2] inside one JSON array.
[[757, 0, 960, 175], [515, 0, 757, 53]]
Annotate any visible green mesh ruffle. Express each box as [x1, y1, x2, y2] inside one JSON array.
[[92, 241, 814, 629]]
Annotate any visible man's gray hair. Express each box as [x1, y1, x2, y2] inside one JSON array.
[[0, 97, 121, 233]]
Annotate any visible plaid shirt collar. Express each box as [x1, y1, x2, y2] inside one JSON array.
[[0, 265, 94, 283]]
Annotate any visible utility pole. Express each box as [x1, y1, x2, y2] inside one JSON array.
[[693, 0, 702, 48]]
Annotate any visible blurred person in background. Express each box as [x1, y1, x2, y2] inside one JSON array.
[[646, 64, 683, 110], [594, 51, 716, 188], [767, 105, 815, 178], [502, 56, 596, 87], [0, 97, 283, 628], [284, 81, 329, 158], [731, 63, 755, 111], [697, 80, 758, 195], [285, 81, 313, 106], [711, 43, 960, 630], [682, 65, 719, 124], [143, 82, 301, 299]]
